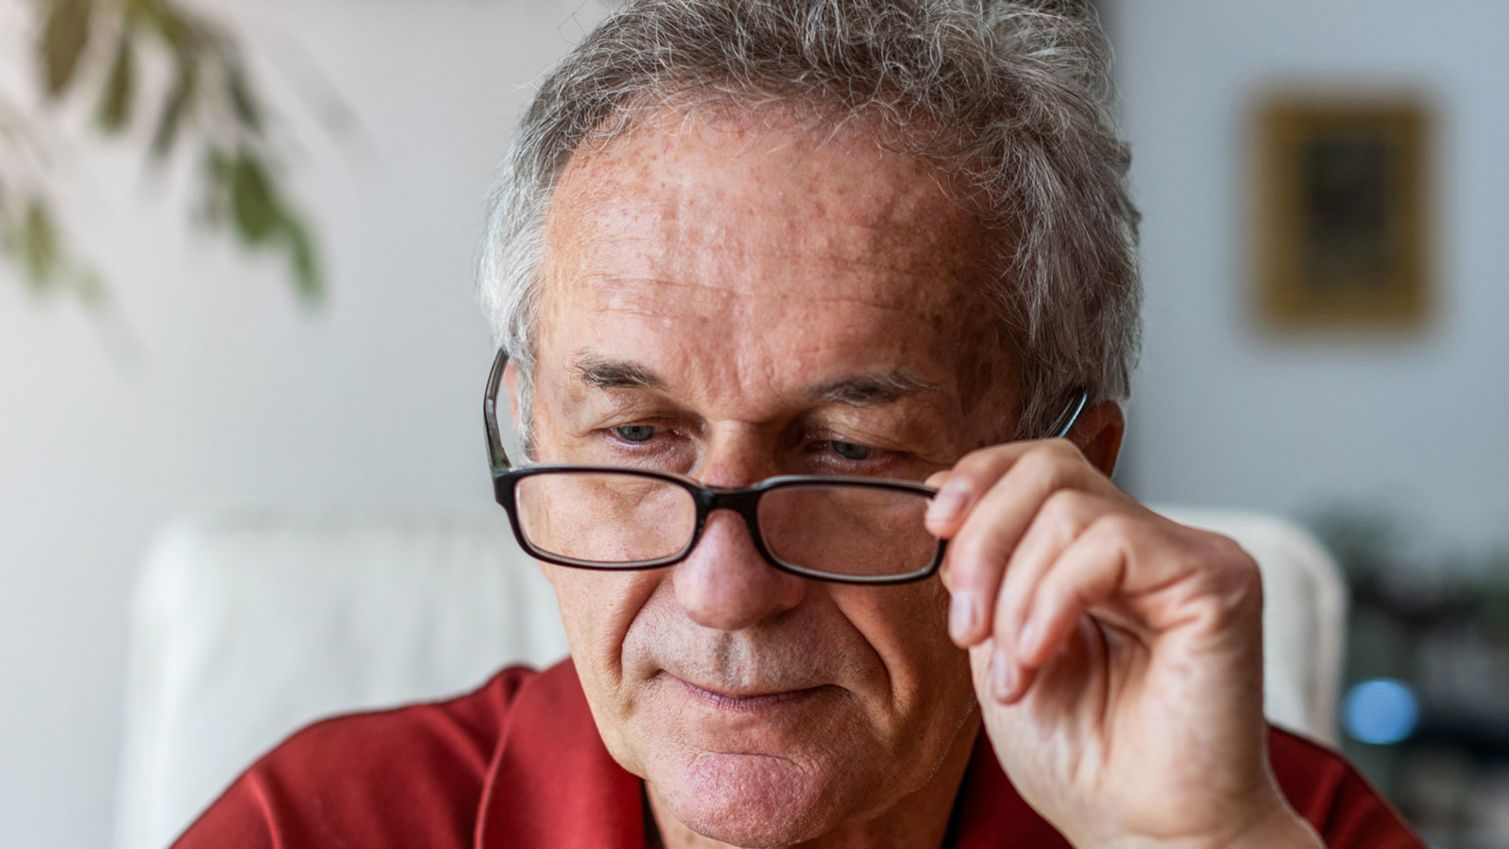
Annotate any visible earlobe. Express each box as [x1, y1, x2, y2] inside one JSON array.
[[1069, 400, 1125, 478]]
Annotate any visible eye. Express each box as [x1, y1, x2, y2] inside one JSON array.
[[612, 424, 657, 443], [828, 440, 874, 461]]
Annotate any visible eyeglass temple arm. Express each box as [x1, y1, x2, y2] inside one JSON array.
[[485, 347, 514, 474], [1047, 388, 1090, 439]]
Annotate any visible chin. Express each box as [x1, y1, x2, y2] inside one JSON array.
[[650, 749, 867, 848]]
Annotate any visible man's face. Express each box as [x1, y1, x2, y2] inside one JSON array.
[[524, 106, 1021, 845]]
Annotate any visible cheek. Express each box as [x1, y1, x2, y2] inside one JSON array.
[[835, 579, 974, 723], [548, 566, 663, 697]]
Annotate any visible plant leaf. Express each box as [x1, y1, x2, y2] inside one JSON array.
[[21, 200, 59, 286], [41, 0, 94, 97], [281, 215, 321, 303], [97, 30, 136, 133], [229, 154, 278, 243], [150, 56, 197, 157], [150, 3, 197, 52], [225, 59, 262, 132]]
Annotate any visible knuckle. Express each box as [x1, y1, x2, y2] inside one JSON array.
[[1023, 442, 1063, 469], [1186, 532, 1265, 623], [1033, 438, 1085, 473], [1088, 510, 1141, 544], [1190, 532, 1257, 578], [948, 447, 1005, 488], [948, 531, 1004, 585], [1210, 532, 1257, 570], [1213, 536, 1263, 594], [1044, 436, 1083, 461], [1017, 445, 1072, 489], [1040, 488, 1089, 527]]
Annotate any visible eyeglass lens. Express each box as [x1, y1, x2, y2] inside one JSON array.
[[512, 472, 936, 578]]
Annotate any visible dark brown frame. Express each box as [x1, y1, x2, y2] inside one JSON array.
[[1254, 94, 1431, 329], [483, 347, 1088, 584]]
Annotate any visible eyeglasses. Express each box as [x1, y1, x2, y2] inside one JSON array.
[[483, 348, 1088, 584]]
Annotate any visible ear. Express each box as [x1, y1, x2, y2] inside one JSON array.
[[501, 359, 530, 446], [1067, 399, 1125, 478]]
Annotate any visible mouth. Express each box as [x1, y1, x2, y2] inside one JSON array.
[[667, 674, 828, 713]]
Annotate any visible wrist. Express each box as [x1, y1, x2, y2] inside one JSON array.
[[1092, 801, 1324, 849], [1217, 805, 1324, 849]]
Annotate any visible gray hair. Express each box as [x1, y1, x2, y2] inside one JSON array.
[[477, 0, 1140, 442]]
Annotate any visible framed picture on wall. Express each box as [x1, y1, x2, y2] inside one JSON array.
[[1253, 94, 1431, 329]]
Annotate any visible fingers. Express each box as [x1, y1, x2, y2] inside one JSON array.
[[987, 490, 1113, 699], [991, 490, 1109, 650], [929, 430, 1268, 714], [923, 438, 1253, 709], [1014, 515, 1135, 672], [927, 440, 1111, 647], [995, 517, 1263, 705], [982, 514, 1139, 704], [926, 439, 1084, 539]]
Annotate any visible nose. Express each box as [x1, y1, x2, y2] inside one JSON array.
[[672, 509, 807, 631]]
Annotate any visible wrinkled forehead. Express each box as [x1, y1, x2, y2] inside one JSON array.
[[548, 106, 993, 269], [534, 105, 1017, 411]]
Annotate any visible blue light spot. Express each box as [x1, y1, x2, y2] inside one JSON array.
[[1343, 678, 1420, 745]]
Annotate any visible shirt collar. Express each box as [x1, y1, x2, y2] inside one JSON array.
[[479, 659, 647, 849]]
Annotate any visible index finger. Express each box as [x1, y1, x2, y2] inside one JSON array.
[[924, 439, 1087, 538], [926, 440, 1115, 646]]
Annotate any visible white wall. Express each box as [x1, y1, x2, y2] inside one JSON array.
[[0, 2, 607, 846], [5, 1, 1507, 846], [1106, 0, 1509, 557]]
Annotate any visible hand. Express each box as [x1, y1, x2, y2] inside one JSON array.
[[924, 437, 1323, 849]]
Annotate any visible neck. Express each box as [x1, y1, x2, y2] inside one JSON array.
[[645, 713, 981, 849]]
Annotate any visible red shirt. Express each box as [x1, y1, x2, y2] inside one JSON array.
[[175, 659, 1425, 848]]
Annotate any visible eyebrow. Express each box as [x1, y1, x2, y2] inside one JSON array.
[[808, 370, 938, 406], [571, 351, 936, 407], [573, 352, 667, 390]]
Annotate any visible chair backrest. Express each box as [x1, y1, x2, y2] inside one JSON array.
[[114, 504, 1344, 849]]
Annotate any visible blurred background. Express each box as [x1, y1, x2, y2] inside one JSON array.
[[1, 1, 1505, 847]]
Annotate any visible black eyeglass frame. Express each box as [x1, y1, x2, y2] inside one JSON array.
[[483, 347, 1089, 585]]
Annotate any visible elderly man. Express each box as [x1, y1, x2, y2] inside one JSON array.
[[178, 2, 1424, 848]]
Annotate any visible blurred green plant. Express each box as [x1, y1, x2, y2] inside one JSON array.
[[0, 0, 322, 307]]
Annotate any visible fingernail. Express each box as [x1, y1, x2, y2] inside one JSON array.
[[927, 484, 968, 523], [991, 648, 1015, 701], [948, 591, 977, 642]]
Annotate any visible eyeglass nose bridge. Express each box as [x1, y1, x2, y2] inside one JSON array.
[[683, 484, 782, 569], [679, 480, 948, 585]]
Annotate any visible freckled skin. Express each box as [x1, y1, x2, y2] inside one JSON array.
[[521, 107, 1022, 849]]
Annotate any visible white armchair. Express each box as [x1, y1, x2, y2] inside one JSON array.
[[113, 504, 1345, 849]]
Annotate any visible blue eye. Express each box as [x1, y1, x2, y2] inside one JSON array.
[[613, 424, 656, 443], [829, 440, 873, 461]]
